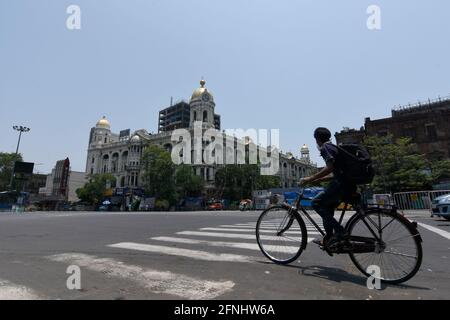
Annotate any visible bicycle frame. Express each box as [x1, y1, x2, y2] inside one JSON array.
[[287, 193, 384, 244]]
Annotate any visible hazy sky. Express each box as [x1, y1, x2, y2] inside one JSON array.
[[1, 0, 450, 174]]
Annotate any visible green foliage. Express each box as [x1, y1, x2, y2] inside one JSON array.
[[174, 164, 204, 198], [430, 159, 450, 183], [364, 135, 431, 193], [155, 199, 170, 211], [141, 145, 176, 204], [76, 173, 116, 205], [215, 164, 280, 201], [0, 152, 23, 190]]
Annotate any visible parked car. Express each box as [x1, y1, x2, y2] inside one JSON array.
[[208, 202, 223, 211], [431, 193, 450, 220]]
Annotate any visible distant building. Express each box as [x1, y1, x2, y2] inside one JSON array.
[[24, 174, 47, 195], [40, 158, 87, 202], [158, 101, 191, 133], [85, 79, 317, 192], [335, 127, 365, 145], [335, 96, 450, 161]]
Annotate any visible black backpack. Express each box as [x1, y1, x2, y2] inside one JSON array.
[[336, 144, 375, 185]]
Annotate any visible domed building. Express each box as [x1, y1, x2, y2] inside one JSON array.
[[85, 79, 317, 195]]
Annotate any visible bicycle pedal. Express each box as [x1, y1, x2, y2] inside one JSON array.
[[319, 245, 334, 257]]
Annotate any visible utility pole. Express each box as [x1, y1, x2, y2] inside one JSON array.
[[9, 126, 31, 190]]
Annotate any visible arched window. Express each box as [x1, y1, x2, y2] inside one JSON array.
[[194, 111, 197, 121], [203, 110, 208, 122]]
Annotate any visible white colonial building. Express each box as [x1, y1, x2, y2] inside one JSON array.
[[85, 80, 317, 191]]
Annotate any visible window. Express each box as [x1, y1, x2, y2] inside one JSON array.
[[403, 127, 417, 142], [425, 124, 438, 142], [104, 137, 107, 143], [203, 110, 208, 122], [377, 130, 388, 137], [91, 157, 95, 164]]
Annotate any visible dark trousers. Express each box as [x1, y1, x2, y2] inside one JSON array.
[[311, 180, 355, 236]]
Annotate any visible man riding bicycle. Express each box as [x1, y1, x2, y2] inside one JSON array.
[[300, 127, 356, 247]]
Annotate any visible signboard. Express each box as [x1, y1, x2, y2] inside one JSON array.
[[120, 129, 131, 138], [13, 161, 34, 180], [14, 161, 34, 174]]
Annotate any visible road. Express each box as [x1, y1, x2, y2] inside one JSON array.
[[0, 209, 449, 300]]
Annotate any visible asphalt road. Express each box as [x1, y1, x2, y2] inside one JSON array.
[[0, 209, 449, 300]]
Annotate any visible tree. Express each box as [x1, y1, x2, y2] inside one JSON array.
[[141, 145, 176, 204], [76, 173, 116, 206], [430, 159, 450, 185], [215, 164, 280, 201], [174, 164, 204, 198], [364, 135, 431, 193], [0, 152, 23, 191]]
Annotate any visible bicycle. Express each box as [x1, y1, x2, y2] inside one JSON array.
[[256, 190, 423, 284]]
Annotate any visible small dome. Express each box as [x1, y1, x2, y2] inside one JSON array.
[[96, 116, 110, 129], [301, 144, 309, 152], [286, 152, 294, 159], [130, 135, 140, 143], [190, 79, 214, 102]]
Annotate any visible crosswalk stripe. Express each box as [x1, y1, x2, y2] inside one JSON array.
[[177, 230, 316, 240], [47, 253, 234, 299], [220, 223, 324, 228], [200, 227, 305, 234], [418, 223, 450, 241], [151, 236, 315, 252], [0, 279, 43, 300], [218, 225, 323, 233], [108, 242, 255, 263]]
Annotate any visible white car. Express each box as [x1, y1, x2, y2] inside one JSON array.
[[431, 194, 450, 220]]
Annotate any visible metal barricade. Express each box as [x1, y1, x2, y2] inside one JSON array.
[[393, 190, 450, 210]]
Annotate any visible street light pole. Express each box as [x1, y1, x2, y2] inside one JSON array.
[[9, 125, 31, 190]]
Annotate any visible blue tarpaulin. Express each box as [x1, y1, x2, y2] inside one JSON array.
[[283, 187, 324, 207]]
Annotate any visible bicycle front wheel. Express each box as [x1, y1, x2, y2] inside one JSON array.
[[347, 210, 423, 284], [256, 205, 308, 264]]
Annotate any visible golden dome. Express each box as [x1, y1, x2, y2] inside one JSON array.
[[190, 79, 214, 102], [96, 116, 110, 129]]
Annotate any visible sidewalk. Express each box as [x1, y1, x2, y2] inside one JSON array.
[[399, 209, 432, 218]]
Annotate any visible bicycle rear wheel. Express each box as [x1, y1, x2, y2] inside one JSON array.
[[346, 210, 422, 284], [256, 205, 307, 264]]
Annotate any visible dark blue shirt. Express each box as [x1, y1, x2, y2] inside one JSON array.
[[319, 142, 343, 181]]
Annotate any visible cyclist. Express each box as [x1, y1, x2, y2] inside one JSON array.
[[300, 127, 356, 247]]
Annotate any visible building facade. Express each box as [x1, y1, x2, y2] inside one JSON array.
[[40, 158, 87, 202], [85, 80, 317, 192], [335, 96, 450, 161]]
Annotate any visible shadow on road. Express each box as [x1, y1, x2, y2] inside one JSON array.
[[272, 263, 431, 291]]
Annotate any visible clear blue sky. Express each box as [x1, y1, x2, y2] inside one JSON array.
[[1, 0, 449, 174]]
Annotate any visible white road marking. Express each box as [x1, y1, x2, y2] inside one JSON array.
[[108, 242, 255, 263], [418, 223, 450, 241], [177, 230, 315, 240], [218, 225, 322, 233], [151, 236, 315, 252], [47, 253, 234, 299], [200, 227, 305, 234], [0, 279, 43, 300]]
